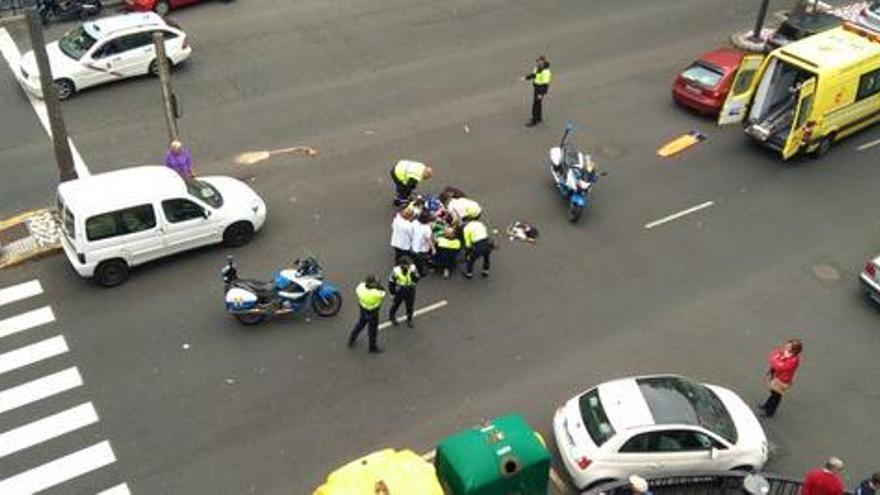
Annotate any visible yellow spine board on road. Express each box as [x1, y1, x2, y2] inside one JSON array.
[[312, 449, 444, 495], [657, 130, 707, 158]]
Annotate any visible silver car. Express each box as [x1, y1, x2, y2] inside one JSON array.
[[858, 1, 880, 33]]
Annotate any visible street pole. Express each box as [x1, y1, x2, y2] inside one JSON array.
[[751, 0, 771, 42], [152, 31, 179, 143], [24, 9, 76, 182]]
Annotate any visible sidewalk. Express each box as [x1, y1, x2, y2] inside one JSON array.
[[0, 208, 62, 270]]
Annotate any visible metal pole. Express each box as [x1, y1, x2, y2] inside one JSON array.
[[24, 9, 76, 182], [751, 0, 771, 41], [152, 31, 178, 142]]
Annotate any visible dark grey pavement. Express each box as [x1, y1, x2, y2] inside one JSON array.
[[1, 0, 879, 494]]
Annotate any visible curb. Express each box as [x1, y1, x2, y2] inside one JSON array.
[[0, 207, 62, 270]]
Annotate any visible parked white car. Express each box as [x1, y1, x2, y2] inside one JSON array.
[[57, 166, 266, 287], [18, 12, 191, 100], [859, 254, 880, 304], [553, 375, 768, 490]]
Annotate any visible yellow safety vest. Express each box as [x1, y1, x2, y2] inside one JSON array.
[[450, 198, 482, 219], [356, 282, 385, 310], [463, 221, 488, 249], [392, 266, 415, 286], [393, 161, 426, 183], [534, 68, 552, 86], [435, 236, 461, 250]]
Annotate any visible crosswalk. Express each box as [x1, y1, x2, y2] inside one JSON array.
[[0, 280, 129, 494]]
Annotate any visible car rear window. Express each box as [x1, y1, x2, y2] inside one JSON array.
[[578, 389, 616, 447], [681, 63, 724, 88]]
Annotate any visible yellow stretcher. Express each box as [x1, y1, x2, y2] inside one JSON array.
[[313, 449, 444, 495], [657, 130, 707, 158]]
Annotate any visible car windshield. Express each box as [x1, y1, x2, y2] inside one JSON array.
[[681, 63, 723, 88], [186, 179, 224, 208], [58, 26, 97, 60], [578, 388, 616, 447], [637, 376, 738, 444]]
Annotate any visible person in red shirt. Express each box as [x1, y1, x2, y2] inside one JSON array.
[[802, 457, 845, 495], [758, 338, 803, 417]]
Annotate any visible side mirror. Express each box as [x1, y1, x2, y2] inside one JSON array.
[[202, 209, 211, 219]]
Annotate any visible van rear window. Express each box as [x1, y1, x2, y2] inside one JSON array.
[[86, 204, 156, 241]]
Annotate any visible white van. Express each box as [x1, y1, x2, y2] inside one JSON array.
[[57, 166, 267, 286]]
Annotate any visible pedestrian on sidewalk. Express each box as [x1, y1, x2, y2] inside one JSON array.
[[347, 275, 387, 354], [523, 55, 551, 127], [855, 472, 880, 495], [462, 219, 493, 279], [757, 338, 803, 417], [388, 257, 419, 328], [411, 211, 434, 275], [165, 139, 194, 178], [802, 457, 845, 495], [390, 207, 415, 262]]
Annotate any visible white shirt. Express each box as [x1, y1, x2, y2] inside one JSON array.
[[390, 213, 414, 251], [411, 221, 434, 253]]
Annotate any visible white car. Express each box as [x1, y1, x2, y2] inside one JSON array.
[[553, 375, 768, 490], [18, 12, 191, 100], [859, 255, 880, 304], [57, 166, 267, 286]]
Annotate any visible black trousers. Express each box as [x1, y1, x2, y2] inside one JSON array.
[[434, 247, 459, 271], [465, 239, 492, 273], [390, 167, 416, 202], [761, 390, 783, 416], [349, 307, 380, 350], [393, 248, 413, 263], [389, 287, 415, 322], [531, 87, 547, 123]]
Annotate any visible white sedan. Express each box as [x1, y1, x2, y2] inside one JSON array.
[[553, 375, 768, 490], [18, 12, 191, 100]]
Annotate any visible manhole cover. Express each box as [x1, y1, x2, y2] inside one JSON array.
[[812, 264, 840, 282]]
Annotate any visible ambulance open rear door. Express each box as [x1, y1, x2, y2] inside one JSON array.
[[718, 54, 764, 125], [781, 77, 816, 159]]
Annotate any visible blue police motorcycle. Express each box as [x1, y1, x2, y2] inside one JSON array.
[[548, 122, 603, 222], [221, 255, 342, 325]]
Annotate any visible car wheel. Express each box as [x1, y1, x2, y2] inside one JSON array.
[[148, 58, 173, 77], [94, 259, 130, 287], [154, 0, 170, 16], [222, 221, 255, 247], [567, 203, 583, 223], [813, 134, 834, 158], [52, 79, 75, 101]]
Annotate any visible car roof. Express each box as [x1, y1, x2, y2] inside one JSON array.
[[597, 377, 655, 431], [698, 47, 744, 71], [779, 24, 880, 69], [58, 166, 187, 215], [83, 12, 167, 40], [784, 12, 842, 32]]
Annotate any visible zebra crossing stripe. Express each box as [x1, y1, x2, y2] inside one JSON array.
[[0, 440, 116, 493], [0, 335, 68, 375], [0, 306, 55, 340], [0, 367, 82, 415], [0, 402, 99, 459], [0, 280, 42, 307], [97, 483, 132, 495]]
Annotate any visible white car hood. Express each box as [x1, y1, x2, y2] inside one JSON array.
[[20, 42, 80, 80], [200, 176, 264, 213], [708, 384, 767, 452]]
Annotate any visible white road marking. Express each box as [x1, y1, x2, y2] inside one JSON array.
[[0, 367, 82, 415], [97, 483, 132, 495], [0, 280, 43, 307], [0, 335, 68, 375], [0, 440, 116, 493], [378, 300, 448, 330], [644, 201, 714, 229], [0, 28, 90, 177], [549, 467, 568, 492], [0, 402, 98, 459], [0, 306, 55, 340], [857, 137, 880, 151]]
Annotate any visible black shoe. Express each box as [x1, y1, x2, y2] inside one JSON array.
[[369, 347, 384, 354], [525, 121, 538, 127], [481, 270, 490, 277], [407, 320, 414, 328], [756, 403, 767, 410], [463, 271, 473, 279], [390, 317, 399, 326]]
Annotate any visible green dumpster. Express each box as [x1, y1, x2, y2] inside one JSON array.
[[434, 413, 550, 495]]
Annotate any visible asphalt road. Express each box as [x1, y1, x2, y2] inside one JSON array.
[[1, 0, 879, 494]]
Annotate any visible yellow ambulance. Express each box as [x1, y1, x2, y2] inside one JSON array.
[[718, 23, 880, 159]]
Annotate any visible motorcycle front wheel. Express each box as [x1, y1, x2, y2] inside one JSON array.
[[567, 204, 583, 223], [234, 312, 265, 325], [312, 292, 342, 317]]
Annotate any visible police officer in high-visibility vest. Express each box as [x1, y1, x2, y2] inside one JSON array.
[[391, 160, 434, 207], [388, 257, 419, 328], [523, 55, 552, 127], [433, 227, 462, 279], [347, 275, 387, 353], [447, 196, 482, 225], [463, 219, 494, 279]]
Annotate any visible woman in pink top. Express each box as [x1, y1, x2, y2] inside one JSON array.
[[758, 338, 803, 417]]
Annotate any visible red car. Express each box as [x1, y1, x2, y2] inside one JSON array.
[[125, 0, 233, 16], [672, 48, 744, 115]]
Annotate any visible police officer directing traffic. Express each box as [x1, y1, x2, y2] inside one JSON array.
[[391, 160, 434, 207], [523, 55, 552, 127], [388, 257, 419, 328], [347, 275, 387, 354]]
